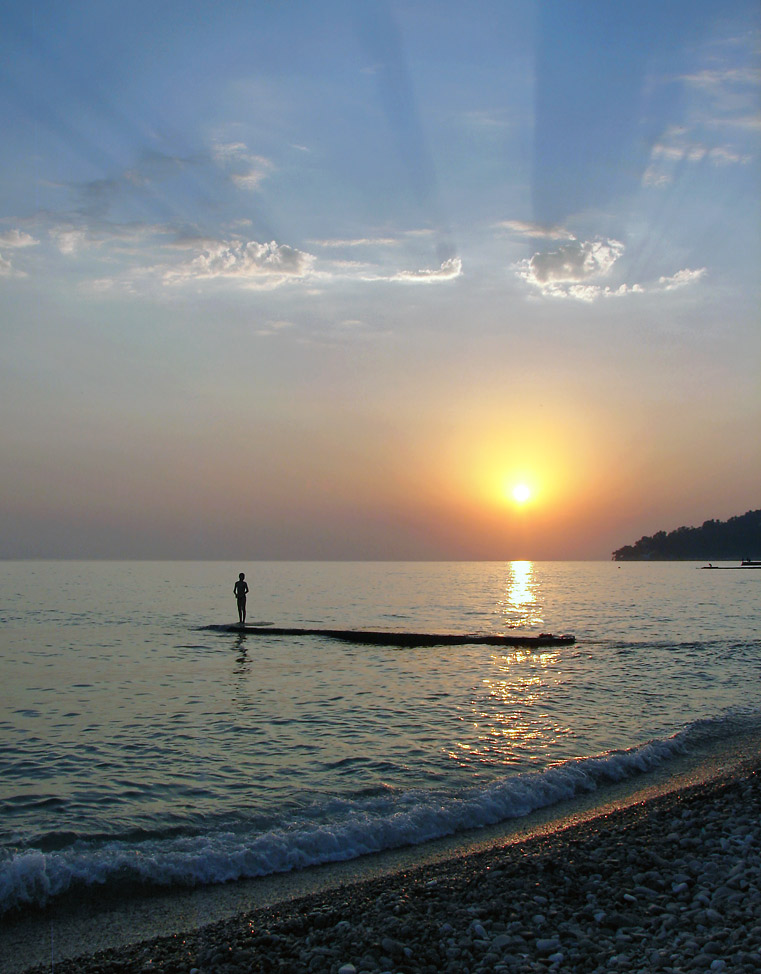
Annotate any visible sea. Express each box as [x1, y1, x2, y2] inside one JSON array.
[[1, 560, 760, 925]]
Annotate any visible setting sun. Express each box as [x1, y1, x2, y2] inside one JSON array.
[[512, 483, 532, 504]]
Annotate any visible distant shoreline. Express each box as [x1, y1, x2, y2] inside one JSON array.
[[611, 509, 761, 561]]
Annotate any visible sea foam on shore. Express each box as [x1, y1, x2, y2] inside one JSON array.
[[11, 760, 761, 974], [0, 726, 699, 918]]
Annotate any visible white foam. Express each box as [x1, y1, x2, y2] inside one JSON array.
[[2, 720, 719, 916], [8, 706, 761, 916]]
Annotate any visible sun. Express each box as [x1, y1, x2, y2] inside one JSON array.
[[511, 483, 532, 504], [496, 472, 539, 508]]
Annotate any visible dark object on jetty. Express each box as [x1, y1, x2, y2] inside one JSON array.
[[203, 624, 575, 647]]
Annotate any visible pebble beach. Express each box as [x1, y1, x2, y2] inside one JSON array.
[[15, 760, 760, 974]]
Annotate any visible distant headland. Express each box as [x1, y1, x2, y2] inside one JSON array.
[[612, 509, 761, 561]]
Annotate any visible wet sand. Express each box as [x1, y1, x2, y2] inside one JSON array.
[[4, 734, 760, 974]]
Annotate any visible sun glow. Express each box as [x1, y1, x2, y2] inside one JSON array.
[[511, 483, 532, 504]]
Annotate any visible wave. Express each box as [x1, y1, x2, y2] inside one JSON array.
[[2, 710, 758, 916]]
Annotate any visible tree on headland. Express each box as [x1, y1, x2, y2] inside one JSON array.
[[612, 510, 761, 561]]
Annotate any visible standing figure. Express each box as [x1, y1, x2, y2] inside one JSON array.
[[234, 572, 249, 625]]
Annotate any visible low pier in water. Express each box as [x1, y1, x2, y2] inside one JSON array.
[[203, 624, 575, 648]]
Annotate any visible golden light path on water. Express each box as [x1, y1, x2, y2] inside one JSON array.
[[498, 560, 544, 627], [449, 561, 572, 770]]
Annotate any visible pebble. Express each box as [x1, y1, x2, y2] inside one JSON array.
[[536, 937, 561, 953], [19, 766, 761, 974]]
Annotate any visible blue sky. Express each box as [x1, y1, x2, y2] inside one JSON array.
[[1, 0, 759, 558]]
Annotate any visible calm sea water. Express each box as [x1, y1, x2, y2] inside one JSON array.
[[1, 560, 759, 916]]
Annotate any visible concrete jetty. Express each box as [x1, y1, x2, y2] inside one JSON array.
[[203, 625, 575, 648]]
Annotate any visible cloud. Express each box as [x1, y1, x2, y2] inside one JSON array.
[[212, 141, 274, 191], [383, 256, 463, 283], [494, 220, 574, 241], [302, 238, 462, 286], [460, 109, 510, 130], [164, 245, 462, 289], [716, 114, 761, 131], [643, 127, 752, 186], [516, 237, 704, 302], [230, 170, 271, 190], [211, 142, 249, 163], [85, 278, 119, 292], [47, 222, 167, 257], [309, 236, 400, 248], [707, 146, 751, 165], [657, 267, 707, 290], [0, 253, 21, 277], [680, 67, 761, 91], [0, 229, 38, 248], [254, 318, 295, 336], [164, 239, 316, 289], [518, 238, 624, 288], [641, 168, 671, 189], [643, 41, 759, 187], [0, 229, 38, 276], [309, 229, 435, 249], [51, 228, 89, 254]]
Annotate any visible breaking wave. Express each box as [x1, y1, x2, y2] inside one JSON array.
[[5, 713, 752, 917]]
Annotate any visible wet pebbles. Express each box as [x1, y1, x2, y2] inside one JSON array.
[[22, 766, 761, 974]]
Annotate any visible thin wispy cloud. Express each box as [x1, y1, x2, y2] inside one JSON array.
[[391, 256, 463, 282], [0, 229, 38, 248], [640, 32, 759, 188], [680, 67, 761, 91], [676, 37, 761, 123], [713, 114, 761, 131], [0, 254, 21, 277], [0, 228, 38, 276], [460, 109, 510, 130], [309, 236, 400, 248], [254, 318, 296, 336], [51, 228, 89, 255], [643, 126, 752, 186], [212, 141, 275, 191], [230, 170, 270, 191], [365, 256, 463, 284], [495, 220, 575, 241], [309, 229, 436, 249]]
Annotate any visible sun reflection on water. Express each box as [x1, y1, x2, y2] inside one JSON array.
[[446, 563, 572, 771], [495, 560, 545, 629], [447, 640, 572, 771]]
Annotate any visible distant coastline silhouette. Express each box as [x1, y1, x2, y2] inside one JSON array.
[[233, 572, 249, 624], [612, 509, 761, 561]]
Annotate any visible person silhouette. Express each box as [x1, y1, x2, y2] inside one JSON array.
[[233, 572, 249, 625]]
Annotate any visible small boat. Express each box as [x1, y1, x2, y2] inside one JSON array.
[[700, 560, 761, 570]]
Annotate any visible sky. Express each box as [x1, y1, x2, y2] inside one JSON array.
[[1, 0, 759, 560]]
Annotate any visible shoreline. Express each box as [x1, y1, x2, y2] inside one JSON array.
[[4, 740, 760, 974]]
